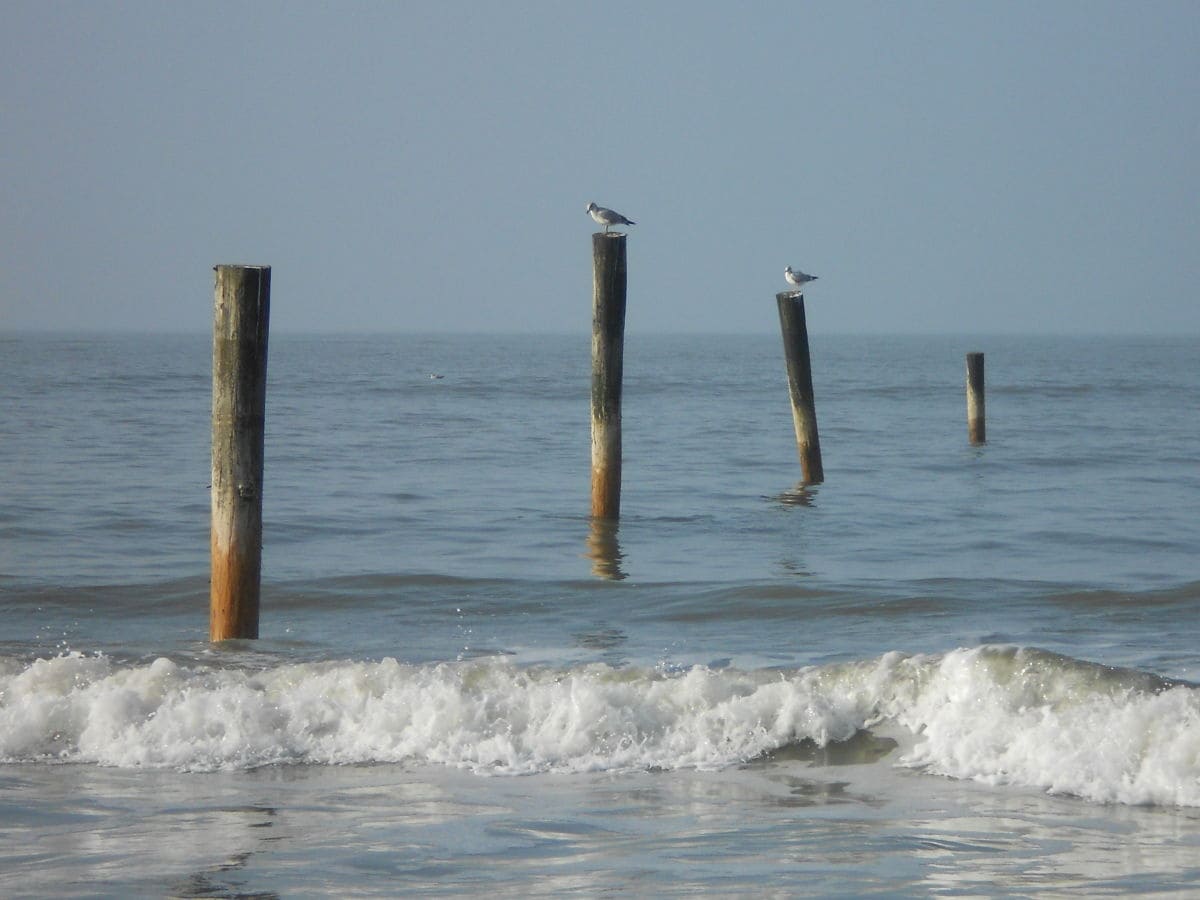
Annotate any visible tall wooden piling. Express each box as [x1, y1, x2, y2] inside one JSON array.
[[591, 233, 627, 520], [966, 351, 985, 445], [211, 265, 271, 641], [777, 292, 824, 484]]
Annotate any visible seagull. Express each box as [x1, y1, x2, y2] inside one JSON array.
[[784, 266, 818, 291], [586, 202, 636, 233]]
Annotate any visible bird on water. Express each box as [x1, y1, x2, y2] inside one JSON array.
[[586, 202, 636, 233], [784, 266, 818, 291]]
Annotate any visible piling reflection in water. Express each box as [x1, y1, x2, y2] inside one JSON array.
[[775, 482, 817, 508], [586, 519, 626, 581]]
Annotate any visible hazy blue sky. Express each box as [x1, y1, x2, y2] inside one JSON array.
[[2, 2, 1197, 335]]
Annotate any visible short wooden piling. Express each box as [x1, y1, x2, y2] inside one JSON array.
[[211, 265, 271, 641], [966, 351, 985, 445], [777, 292, 824, 484], [591, 233, 627, 520]]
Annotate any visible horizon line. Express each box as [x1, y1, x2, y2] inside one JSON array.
[[2, 326, 1198, 340]]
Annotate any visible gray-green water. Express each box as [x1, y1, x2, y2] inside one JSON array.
[[2, 333, 1198, 896]]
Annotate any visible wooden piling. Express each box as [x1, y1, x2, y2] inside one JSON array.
[[966, 351, 985, 445], [776, 292, 824, 484], [591, 233, 627, 520], [211, 265, 271, 641]]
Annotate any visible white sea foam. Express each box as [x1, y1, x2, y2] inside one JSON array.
[[1, 648, 1197, 806], [886, 646, 1200, 806]]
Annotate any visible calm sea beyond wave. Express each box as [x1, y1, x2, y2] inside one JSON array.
[[1, 331, 1198, 897]]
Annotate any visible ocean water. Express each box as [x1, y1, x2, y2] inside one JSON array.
[[1, 331, 1199, 897]]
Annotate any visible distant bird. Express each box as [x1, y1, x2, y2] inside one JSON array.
[[586, 202, 636, 233], [784, 266, 818, 291], [429, 373, 444, 380]]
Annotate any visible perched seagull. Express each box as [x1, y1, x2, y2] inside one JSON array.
[[784, 266, 818, 291], [586, 202, 636, 233]]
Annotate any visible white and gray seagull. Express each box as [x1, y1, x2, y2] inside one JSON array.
[[586, 202, 636, 233], [784, 266, 818, 291]]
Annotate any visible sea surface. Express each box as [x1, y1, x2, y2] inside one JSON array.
[[1, 331, 1198, 897]]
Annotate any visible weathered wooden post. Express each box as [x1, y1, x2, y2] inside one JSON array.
[[591, 233, 627, 520], [966, 351, 985, 445], [777, 292, 824, 484], [211, 265, 270, 641]]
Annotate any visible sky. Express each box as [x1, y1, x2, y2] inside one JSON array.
[[2, 1, 1197, 335]]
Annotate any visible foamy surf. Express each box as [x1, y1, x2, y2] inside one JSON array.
[[1, 647, 1196, 807]]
